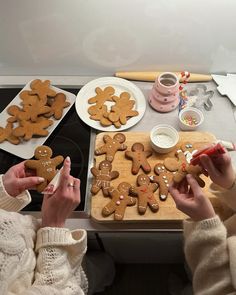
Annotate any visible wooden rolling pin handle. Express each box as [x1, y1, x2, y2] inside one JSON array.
[[115, 71, 212, 83]]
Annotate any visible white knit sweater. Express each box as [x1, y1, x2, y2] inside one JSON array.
[[184, 181, 236, 295], [0, 175, 88, 295]]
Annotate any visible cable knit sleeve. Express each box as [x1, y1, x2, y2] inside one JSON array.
[[184, 216, 235, 295], [0, 175, 31, 212], [209, 180, 236, 212], [22, 227, 88, 295]]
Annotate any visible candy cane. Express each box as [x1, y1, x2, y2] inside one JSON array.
[[179, 71, 190, 91]]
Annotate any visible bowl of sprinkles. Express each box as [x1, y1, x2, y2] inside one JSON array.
[[178, 107, 204, 131]]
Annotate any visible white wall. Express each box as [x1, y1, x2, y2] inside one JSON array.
[[0, 0, 236, 76]]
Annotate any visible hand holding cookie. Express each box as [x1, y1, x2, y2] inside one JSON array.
[[25, 145, 64, 192], [41, 156, 81, 228], [2, 161, 45, 197], [169, 174, 216, 221]]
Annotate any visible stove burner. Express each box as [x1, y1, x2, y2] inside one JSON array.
[[0, 88, 91, 212]]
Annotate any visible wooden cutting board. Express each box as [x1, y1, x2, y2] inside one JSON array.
[[91, 131, 233, 223]]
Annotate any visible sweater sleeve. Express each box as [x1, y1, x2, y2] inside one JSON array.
[[209, 180, 236, 212], [184, 216, 235, 295], [22, 227, 88, 295], [0, 175, 31, 212]]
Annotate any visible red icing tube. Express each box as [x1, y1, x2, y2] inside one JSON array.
[[190, 143, 226, 166]]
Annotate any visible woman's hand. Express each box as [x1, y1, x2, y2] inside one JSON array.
[[41, 156, 81, 228], [169, 174, 216, 222], [199, 151, 235, 189], [2, 161, 44, 197]]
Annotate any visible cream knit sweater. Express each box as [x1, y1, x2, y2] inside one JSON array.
[[184, 181, 236, 295], [0, 175, 88, 295]]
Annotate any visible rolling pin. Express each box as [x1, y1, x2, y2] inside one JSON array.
[[115, 71, 212, 82]]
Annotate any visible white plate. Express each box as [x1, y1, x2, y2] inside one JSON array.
[[0, 81, 76, 159], [75, 77, 146, 131]]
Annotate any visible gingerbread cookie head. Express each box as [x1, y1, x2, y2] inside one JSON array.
[[34, 145, 53, 159], [25, 145, 64, 192], [113, 133, 126, 144]]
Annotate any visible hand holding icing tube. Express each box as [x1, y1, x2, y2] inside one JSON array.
[[191, 143, 236, 189], [190, 143, 226, 166]]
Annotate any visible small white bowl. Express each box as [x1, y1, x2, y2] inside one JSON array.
[[178, 107, 204, 131], [150, 124, 179, 154]]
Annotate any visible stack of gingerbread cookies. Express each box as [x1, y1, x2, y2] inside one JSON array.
[[0, 79, 70, 144]]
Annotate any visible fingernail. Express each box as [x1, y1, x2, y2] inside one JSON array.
[[38, 177, 45, 183], [65, 156, 71, 163]]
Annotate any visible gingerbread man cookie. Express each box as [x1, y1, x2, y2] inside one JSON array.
[[95, 133, 127, 162], [46, 93, 70, 120], [125, 143, 152, 175], [25, 145, 64, 192], [88, 86, 115, 108], [130, 174, 159, 214], [12, 119, 53, 141], [90, 160, 119, 196], [150, 163, 173, 201], [102, 182, 136, 220], [29, 79, 57, 103], [19, 90, 38, 106], [164, 150, 205, 187], [0, 122, 20, 145], [108, 92, 139, 125]]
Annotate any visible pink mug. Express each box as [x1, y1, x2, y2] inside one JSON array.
[[149, 72, 180, 112]]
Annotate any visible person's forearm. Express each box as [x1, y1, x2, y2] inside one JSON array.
[[32, 227, 88, 294], [0, 175, 31, 211], [184, 216, 235, 295]]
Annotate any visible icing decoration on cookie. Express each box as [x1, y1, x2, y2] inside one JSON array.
[[102, 182, 136, 220], [90, 160, 119, 196], [130, 174, 159, 214]]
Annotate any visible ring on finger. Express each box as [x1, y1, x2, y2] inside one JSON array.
[[67, 182, 75, 187]]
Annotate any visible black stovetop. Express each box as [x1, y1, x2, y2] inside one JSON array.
[[0, 88, 91, 211]]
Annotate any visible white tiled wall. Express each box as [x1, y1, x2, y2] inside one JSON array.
[[1, 0, 236, 75]]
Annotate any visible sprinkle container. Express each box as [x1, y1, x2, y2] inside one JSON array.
[[178, 107, 204, 131]]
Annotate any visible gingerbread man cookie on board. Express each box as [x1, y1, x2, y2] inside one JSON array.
[[164, 150, 205, 187], [150, 163, 173, 201], [102, 182, 136, 220], [125, 143, 152, 175], [95, 133, 127, 162], [25, 145, 64, 192], [130, 174, 159, 214], [90, 160, 119, 196]]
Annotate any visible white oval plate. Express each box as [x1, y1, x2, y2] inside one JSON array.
[[75, 77, 146, 131]]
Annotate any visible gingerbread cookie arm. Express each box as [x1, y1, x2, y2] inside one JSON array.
[[103, 135, 112, 143], [52, 155, 64, 166], [90, 178, 101, 195], [90, 167, 99, 177], [119, 143, 127, 151], [102, 201, 116, 216], [127, 196, 136, 206], [110, 170, 119, 180]]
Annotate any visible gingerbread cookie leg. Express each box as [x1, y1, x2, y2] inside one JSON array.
[[147, 196, 159, 212]]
